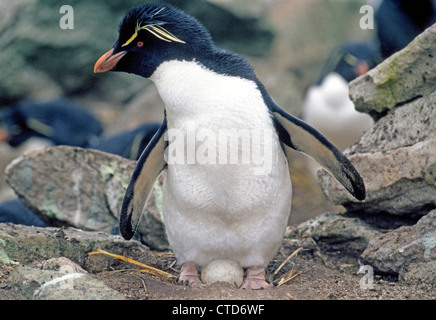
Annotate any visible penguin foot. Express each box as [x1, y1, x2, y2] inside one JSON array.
[[178, 262, 202, 286], [241, 266, 274, 290]]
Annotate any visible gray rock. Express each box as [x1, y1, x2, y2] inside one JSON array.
[[0, 223, 169, 299], [5, 146, 134, 232], [0, 138, 54, 202], [402, 261, 436, 285], [360, 210, 436, 281], [288, 212, 382, 260], [347, 90, 436, 155], [319, 81, 436, 217], [320, 139, 436, 217], [9, 258, 125, 300], [349, 23, 436, 118], [0, 223, 155, 269], [42, 256, 87, 273], [4, 146, 169, 249]]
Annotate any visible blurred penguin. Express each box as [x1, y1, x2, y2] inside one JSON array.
[[90, 122, 160, 160], [302, 43, 381, 178], [0, 100, 103, 148], [376, 0, 436, 58], [0, 199, 46, 227]]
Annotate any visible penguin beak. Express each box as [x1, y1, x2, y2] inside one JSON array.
[[0, 129, 9, 143], [356, 61, 369, 76], [94, 48, 126, 73]]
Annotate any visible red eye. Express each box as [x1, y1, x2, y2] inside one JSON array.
[[137, 41, 144, 47]]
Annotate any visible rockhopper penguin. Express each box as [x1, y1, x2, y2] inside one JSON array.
[[94, 4, 365, 289], [0, 100, 103, 148]]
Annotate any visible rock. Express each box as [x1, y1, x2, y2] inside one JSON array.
[[320, 140, 436, 217], [346, 91, 436, 155], [8, 259, 125, 300], [288, 212, 382, 261], [0, 237, 19, 265], [349, 23, 436, 118], [0, 223, 155, 269], [360, 210, 436, 281], [42, 256, 87, 273], [319, 69, 436, 218], [4, 146, 169, 250], [402, 261, 436, 285], [5, 146, 134, 232], [0, 139, 53, 203]]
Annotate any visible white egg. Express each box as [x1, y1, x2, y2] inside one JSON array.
[[201, 259, 244, 287]]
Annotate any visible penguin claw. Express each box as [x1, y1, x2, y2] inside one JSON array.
[[178, 262, 203, 286], [240, 266, 274, 290], [178, 277, 203, 286]]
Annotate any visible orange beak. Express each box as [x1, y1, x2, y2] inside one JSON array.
[[356, 61, 369, 76], [0, 129, 9, 143], [94, 48, 127, 73]]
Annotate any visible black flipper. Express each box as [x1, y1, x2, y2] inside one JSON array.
[[120, 115, 168, 240], [271, 104, 366, 201]]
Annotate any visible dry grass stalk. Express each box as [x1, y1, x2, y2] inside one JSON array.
[[88, 249, 176, 280], [277, 269, 302, 287], [273, 247, 303, 276]]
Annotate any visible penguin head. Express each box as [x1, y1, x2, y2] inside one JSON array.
[[0, 107, 32, 147], [316, 42, 382, 85], [94, 4, 213, 78]]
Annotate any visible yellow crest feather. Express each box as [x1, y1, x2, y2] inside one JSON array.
[[122, 8, 185, 47]]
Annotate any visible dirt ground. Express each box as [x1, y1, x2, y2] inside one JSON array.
[[1, 243, 435, 302], [88, 249, 434, 301]]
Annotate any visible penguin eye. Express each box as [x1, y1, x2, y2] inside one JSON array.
[[137, 41, 144, 47]]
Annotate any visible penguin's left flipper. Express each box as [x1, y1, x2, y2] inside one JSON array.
[[271, 105, 366, 201], [120, 115, 168, 240]]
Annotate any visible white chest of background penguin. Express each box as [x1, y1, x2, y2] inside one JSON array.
[[94, 4, 365, 290]]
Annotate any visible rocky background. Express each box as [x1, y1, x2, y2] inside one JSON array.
[[317, 22, 436, 284], [1, 0, 436, 300]]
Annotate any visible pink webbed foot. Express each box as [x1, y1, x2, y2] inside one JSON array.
[[241, 266, 274, 290], [178, 262, 202, 286]]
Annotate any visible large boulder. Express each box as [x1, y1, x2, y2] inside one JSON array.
[[349, 23, 436, 119], [287, 212, 382, 261], [0, 223, 153, 267], [9, 258, 125, 300], [315, 23, 436, 286], [0, 223, 156, 299], [5, 146, 169, 250], [360, 210, 436, 283], [5, 146, 133, 231], [319, 23, 436, 219]]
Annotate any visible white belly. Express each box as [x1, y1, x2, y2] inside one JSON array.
[[151, 60, 292, 267]]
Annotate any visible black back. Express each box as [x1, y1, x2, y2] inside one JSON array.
[[376, 0, 436, 58], [1, 100, 103, 147]]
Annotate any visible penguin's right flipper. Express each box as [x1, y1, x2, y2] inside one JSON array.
[[120, 116, 167, 240], [271, 105, 366, 201]]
